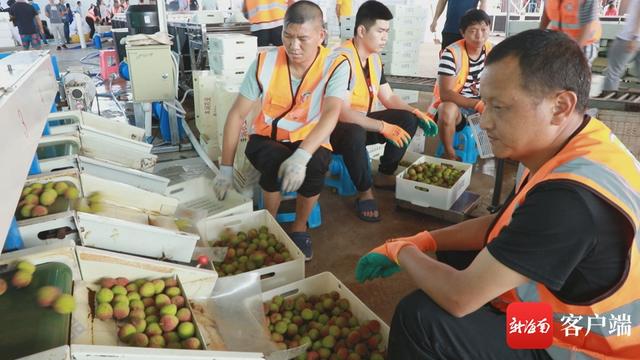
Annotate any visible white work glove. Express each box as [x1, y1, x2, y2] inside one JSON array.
[[213, 165, 233, 201], [277, 148, 312, 193]]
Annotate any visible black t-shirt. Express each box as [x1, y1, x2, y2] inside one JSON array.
[[363, 60, 387, 85], [487, 181, 631, 304], [9, 2, 37, 35]]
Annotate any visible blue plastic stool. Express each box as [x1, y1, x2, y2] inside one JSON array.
[[257, 191, 322, 229], [93, 34, 102, 49], [435, 125, 479, 164], [325, 154, 357, 196]]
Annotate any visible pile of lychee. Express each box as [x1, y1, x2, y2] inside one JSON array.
[[210, 226, 293, 277], [16, 181, 79, 219], [0, 260, 76, 315], [264, 291, 386, 360], [94, 276, 202, 349]]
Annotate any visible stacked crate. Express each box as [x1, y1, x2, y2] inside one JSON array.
[[382, 4, 427, 77], [0, 13, 16, 48]]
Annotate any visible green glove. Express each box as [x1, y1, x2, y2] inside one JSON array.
[[412, 108, 439, 137], [355, 253, 402, 283]]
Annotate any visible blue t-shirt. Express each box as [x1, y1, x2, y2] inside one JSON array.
[[443, 0, 479, 34], [239, 58, 350, 102]]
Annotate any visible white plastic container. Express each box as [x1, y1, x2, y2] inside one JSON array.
[[208, 51, 256, 74], [197, 210, 305, 291], [395, 155, 472, 210], [384, 60, 419, 76], [207, 33, 257, 56], [394, 89, 420, 104]]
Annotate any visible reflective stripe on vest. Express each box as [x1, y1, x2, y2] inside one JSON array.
[[245, 0, 287, 25], [486, 118, 640, 359], [545, 0, 601, 44], [426, 39, 493, 120], [252, 46, 348, 149], [336, 39, 382, 114]]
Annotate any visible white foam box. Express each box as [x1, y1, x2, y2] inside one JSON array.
[[396, 155, 472, 210], [209, 50, 256, 74], [388, 4, 427, 18], [207, 33, 257, 55], [197, 210, 305, 291], [339, 16, 355, 26], [394, 89, 420, 104], [391, 15, 426, 32], [46, 110, 145, 142], [381, 48, 419, 65], [384, 60, 419, 76], [18, 211, 79, 249], [340, 22, 354, 38], [388, 26, 425, 41], [166, 175, 253, 222], [0, 37, 14, 47], [384, 39, 417, 52], [262, 272, 390, 355]]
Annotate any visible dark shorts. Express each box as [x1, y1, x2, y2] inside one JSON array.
[[244, 135, 331, 197], [20, 33, 42, 50], [434, 106, 476, 132]]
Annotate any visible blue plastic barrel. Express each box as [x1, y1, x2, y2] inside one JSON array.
[[119, 60, 129, 80], [93, 34, 102, 49], [152, 102, 185, 143]]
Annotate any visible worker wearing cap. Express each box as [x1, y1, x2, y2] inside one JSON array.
[[426, 9, 493, 161], [540, 0, 601, 66], [213, 0, 350, 261], [244, 0, 292, 46], [356, 29, 640, 359], [331, 0, 438, 222]]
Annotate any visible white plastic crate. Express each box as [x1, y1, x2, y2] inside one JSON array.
[[466, 113, 494, 159], [383, 39, 416, 52], [207, 33, 257, 55], [396, 155, 472, 210], [384, 60, 419, 76], [339, 16, 355, 26], [388, 4, 427, 18], [208, 51, 256, 74], [391, 16, 426, 32], [262, 272, 390, 355], [197, 210, 305, 291], [394, 89, 420, 104], [166, 175, 253, 221], [388, 27, 425, 42], [381, 48, 419, 65]]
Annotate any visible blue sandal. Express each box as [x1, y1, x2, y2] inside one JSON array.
[[355, 199, 381, 223], [290, 232, 313, 261]]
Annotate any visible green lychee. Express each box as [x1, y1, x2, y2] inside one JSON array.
[[11, 270, 32, 288], [96, 303, 113, 320], [152, 279, 165, 294], [160, 314, 179, 332], [37, 286, 61, 307], [53, 294, 75, 314], [139, 282, 155, 297], [159, 304, 177, 316], [16, 260, 36, 274], [39, 189, 58, 206], [177, 321, 195, 339], [113, 302, 130, 320], [164, 286, 181, 297], [30, 205, 48, 217], [181, 337, 201, 349], [149, 334, 166, 348], [118, 323, 136, 341], [54, 182, 69, 195], [96, 288, 114, 303], [129, 333, 149, 347]]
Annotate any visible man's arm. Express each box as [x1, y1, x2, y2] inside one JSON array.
[[35, 14, 44, 33], [430, 0, 447, 33], [220, 95, 259, 166], [439, 75, 481, 109], [430, 213, 496, 251], [45, 5, 50, 18], [539, 5, 550, 29], [338, 106, 385, 132], [377, 83, 415, 113], [576, 0, 599, 47], [398, 246, 529, 317]]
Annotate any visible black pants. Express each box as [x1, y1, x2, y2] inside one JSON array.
[[63, 21, 70, 43], [389, 290, 553, 359], [252, 25, 283, 47], [244, 135, 331, 197], [86, 17, 95, 39], [329, 109, 418, 192], [441, 32, 463, 50]]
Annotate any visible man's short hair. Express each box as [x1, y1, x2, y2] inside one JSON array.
[[486, 29, 590, 112], [283, 0, 323, 28], [459, 9, 491, 32], [354, 0, 393, 36]]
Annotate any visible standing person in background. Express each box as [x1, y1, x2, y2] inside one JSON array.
[[46, 0, 67, 49], [63, 1, 72, 43], [540, 0, 601, 66], [28, 0, 47, 44], [85, 3, 98, 38], [602, 0, 640, 94], [10, 0, 44, 49], [75, 0, 81, 13], [335, 0, 352, 22], [243, 0, 291, 46], [604, 1, 617, 16], [121, 0, 127, 11], [111, 0, 122, 15], [430, 0, 487, 50]]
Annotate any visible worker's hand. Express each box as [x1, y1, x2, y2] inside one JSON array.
[[474, 100, 485, 114], [379, 121, 411, 148], [213, 165, 234, 201], [430, 20, 437, 33], [412, 108, 438, 137], [355, 231, 437, 283], [278, 148, 312, 193]]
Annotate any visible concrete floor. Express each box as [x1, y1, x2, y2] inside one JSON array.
[[37, 38, 518, 325]]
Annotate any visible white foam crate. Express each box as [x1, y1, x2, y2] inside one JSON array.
[[167, 175, 253, 222], [47, 110, 145, 142], [383, 39, 417, 52], [394, 89, 419, 104], [339, 16, 355, 26], [208, 51, 256, 74], [207, 33, 257, 55], [388, 4, 427, 18], [197, 210, 305, 292], [18, 212, 79, 248], [391, 16, 426, 31], [384, 60, 419, 76], [381, 48, 419, 64], [262, 272, 390, 352], [388, 27, 425, 42], [396, 155, 472, 210]]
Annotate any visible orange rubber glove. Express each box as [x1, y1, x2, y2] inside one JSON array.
[[355, 231, 437, 283], [379, 121, 411, 148], [474, 100, 485, 114]]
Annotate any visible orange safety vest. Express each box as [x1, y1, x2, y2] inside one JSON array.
[[487, 118, 640, 359], [545, 0, 601, 45], [252, 46, 349, 149], [245, 0, 287, 25], [336, 39, 382, 114], [426, 39, 493, 121]]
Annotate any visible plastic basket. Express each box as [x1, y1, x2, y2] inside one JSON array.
[[466, 113, 494, 159]]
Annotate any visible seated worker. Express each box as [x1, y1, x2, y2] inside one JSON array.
[[426, 9, 492, 161], [356, 29, 640, 359], [540, 0, 601, 66], [331, 0, 438, 222], [213, 1, 350, 261]]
